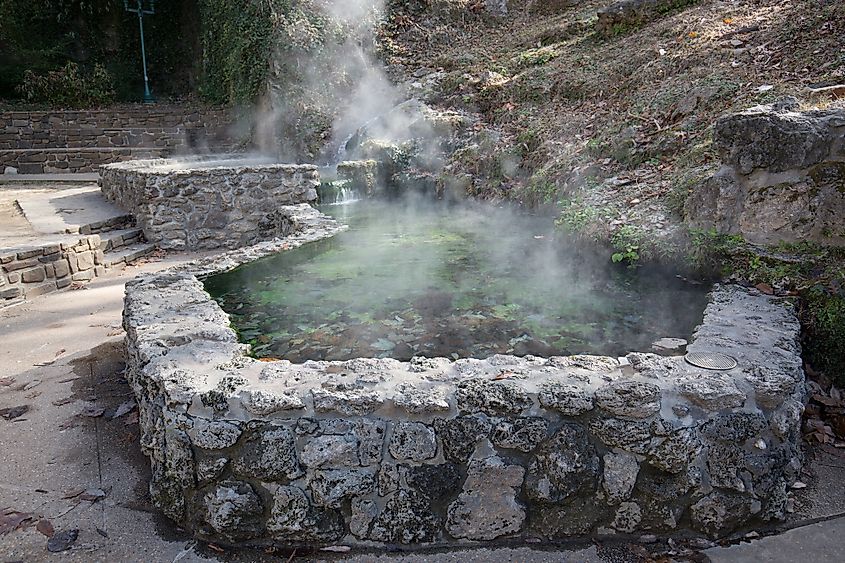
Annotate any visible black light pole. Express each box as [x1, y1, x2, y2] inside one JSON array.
[[124, 0, 156, 104]]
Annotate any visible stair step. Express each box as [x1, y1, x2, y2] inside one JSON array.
[[103, 242, 155, 267], [78, 214, 136, 236], [98, 227, 144, 251]]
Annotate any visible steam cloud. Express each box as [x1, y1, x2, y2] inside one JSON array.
[[256, 0, 412, 164]]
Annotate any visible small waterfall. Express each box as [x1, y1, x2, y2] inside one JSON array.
[[318, 181, 360, 205]]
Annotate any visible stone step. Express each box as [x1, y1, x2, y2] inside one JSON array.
[[102, 242, 155, 268], [97, 228, 144, 252], [78, 214, 136, 236]]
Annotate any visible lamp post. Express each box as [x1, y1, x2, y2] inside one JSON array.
[[124, 0, 156, 104]]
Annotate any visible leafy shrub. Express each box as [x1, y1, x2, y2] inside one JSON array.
[[16, 62, 115, 108]]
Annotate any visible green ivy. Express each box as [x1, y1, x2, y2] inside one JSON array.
[[198, 0, 290, 105]]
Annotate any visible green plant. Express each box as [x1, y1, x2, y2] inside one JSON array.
[[610, 225, 645, 267], [514, 46, 561, 68], [16, 62, 115, 107]]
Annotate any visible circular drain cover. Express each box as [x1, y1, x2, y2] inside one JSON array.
[[684, 351, 738, 371]]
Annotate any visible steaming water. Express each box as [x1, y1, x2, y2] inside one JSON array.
[[204, 199, 710, 362]]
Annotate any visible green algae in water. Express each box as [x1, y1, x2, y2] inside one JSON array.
[[203, 200, 710, 362]]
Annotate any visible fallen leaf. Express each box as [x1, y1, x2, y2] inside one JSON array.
[[47, 529, 78, 552], [0, 377, 15, 386], [812, 394, 841, 407], [111, 400, 136, 419], [80, 404, 105, 418], [723, 17, 734, 24], [0, 405, 30, 421], [61, 488, 85, 499], [207, 543, 225, 553], [58, 418, 78, 431], [36, 519, 55, 537], [23, 379, 41, 391], [754, 282, 774, 295], [0, 510, 33, 535], [79, 488, 107, 502], [52, 397, 74, 406]]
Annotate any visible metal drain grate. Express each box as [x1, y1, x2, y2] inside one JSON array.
[[684, 351, 738, 371]]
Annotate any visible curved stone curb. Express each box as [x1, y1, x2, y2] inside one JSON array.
[[123, 213, 805, 547]]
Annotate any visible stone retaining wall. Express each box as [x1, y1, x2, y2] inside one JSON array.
[[99, 158, 320, 251], [123, 216, 806, 549], [0, 105, 239, 173], [1, 235, 109, 304]]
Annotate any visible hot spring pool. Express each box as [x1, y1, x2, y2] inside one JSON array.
[[203, 199, 710, 362]]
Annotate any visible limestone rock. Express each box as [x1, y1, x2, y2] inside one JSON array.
[[647, 427, 700, 474], [589, 418, 652, 453], [202, 480, 264, 540], [456, 378, 532, 415], [651, 337, 687, 356], [538, 381, 594, 415], [188, 418, 242, 450], [611, 502, 642, 533], [267, 485, 344, 542], [434, 416, 492, 463], [232, 425, 302, 481], [701, 412, 767, 443], [243, 389, 305, 415], [163, 429, 195, 488], [714, 101, 843, 174], [492, 417, 549, 452], [744, 366, 797, 408], [404, 462, 463, 501], [677, 373, 746, 410], [770, 399, 804, 439], [690, 492, 755, 537], [196, 457, 228, 483], [300, 434, 359, 468], [389, 421, 437, 462], [526, 424, 599, 502], [686, 102, 845, 246], [602, 452, 639, 504], [312, 387, 383, 415], [447, 456, 526, 540], [392, 384, 450, 414], [597, 0, 698, 37], [594, 380, 661, 419], [353, 419, 387, 466], [370, 489, 440, 543], [350, 498, 379, 539], [309, 468, 376, 508]]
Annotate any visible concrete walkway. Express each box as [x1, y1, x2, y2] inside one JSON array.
[[0, 180, 130, 251], [0, 173, 99, 184], [706, 517, 845, 562]]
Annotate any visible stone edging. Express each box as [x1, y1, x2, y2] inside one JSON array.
[[100, 158, 321, 251], [123, 205, 806, 547]]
